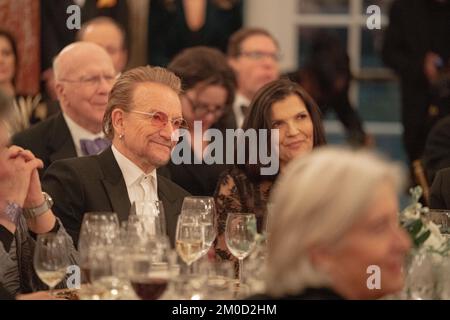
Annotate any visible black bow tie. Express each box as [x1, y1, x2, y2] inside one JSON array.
[[240, 104, 250, 117]]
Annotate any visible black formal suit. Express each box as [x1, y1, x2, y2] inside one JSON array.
[[382, 0, 450, 162], [430, 167, 450, 210], [167, 155, 229, 197], [11, 112, 172, 179], [12, 113, 77, 176], [423, 115, 450, 184], [42, 147, 190, 247]]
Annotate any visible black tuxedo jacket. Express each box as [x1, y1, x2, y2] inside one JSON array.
[[12, 113, 77, 176], [430, 167, 450, 210], [166, 136, 230, 196], [42, 147, 190, 247], [423, 115, 450, 184], [12, 112, 172, 179]]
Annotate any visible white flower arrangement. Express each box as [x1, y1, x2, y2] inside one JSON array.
[[400, 186, 450, 254]]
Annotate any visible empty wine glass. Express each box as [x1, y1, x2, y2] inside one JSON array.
[[181, 196, 217, 257], [34, 233, 70, 295], [129, 237, 171, 300], [406, 249, 435, 300], [132, 200, 167, 239], [78, 212, 120, 283], [225, 212, 257, 284], [198, 259, 235, 299], [175, 214, 204, 273]]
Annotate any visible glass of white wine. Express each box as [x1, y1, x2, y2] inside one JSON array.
[[225, 213, 257, 284], [34, 233, 70, 295], [181, 196, 217, 257], [175, 214, 203, 273]]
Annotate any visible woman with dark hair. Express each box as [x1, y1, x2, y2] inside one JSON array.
[[167, 46, 236, 196], [214, 78, 326, 261], [0, 30, 53, 134]]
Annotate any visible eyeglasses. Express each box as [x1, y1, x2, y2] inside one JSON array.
[[60, 73, 118, 87], [184, 95, 225, 118], [128, 110, 189, 131], [239, 51, 281, 62]]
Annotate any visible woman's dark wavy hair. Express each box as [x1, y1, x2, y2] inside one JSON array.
[[167, 46, 236, 110], [237, 78, 326, 183]]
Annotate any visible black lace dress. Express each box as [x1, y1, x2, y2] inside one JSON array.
[[213, 166, 273, 262]]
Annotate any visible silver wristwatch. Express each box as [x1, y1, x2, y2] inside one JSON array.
[[22, 192, 53, 219]]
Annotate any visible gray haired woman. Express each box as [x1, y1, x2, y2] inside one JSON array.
[[264, 147, 411, 300]]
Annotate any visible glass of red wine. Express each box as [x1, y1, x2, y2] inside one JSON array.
[[129, 236, 171, 300]]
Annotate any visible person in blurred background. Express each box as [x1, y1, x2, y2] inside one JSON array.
[[76, 16, 128, 74], [12, 42, 116, 175], [166, 46, 236, 196], [383, 0, 450, 165], [0, 29, 55, 134], [0, 89, 78, 297], [214, 79, 326, 262], [261, 147, 411, 300], [147, 0, 242, 67], [225, 28, 280, 128], [42, 66, 189, 247], [423, 115, 450, 184], [40, 0, 129, 103], [430, 163, 450, 209], [289, 30, 370, 147]]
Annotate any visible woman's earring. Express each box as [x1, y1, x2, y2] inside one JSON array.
[[119, 133, 124, 139]]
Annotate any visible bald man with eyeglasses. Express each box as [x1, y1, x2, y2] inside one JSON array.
[[12, 42, 116, 175]]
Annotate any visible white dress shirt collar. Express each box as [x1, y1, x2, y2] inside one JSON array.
[[111, 145, 158, 196], [63, 113, 105, 157]]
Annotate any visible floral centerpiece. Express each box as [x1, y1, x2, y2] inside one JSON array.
[[399, 186, 450, 299], [400, 186, 450, 254]]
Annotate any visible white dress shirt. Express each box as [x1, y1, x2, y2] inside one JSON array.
[[232, 93, 251, 128], [63, 113, 105, 157], [111, 145, 159, 207]]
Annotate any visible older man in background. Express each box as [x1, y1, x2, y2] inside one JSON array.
[[13, 42, 116, 174]]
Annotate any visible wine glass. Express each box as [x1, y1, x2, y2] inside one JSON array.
[[133, 200, 167, 239], [129, 237, 171, 300], [181, 196, 217, 257], [78, 212, 120, 283], [225, 213, 257, 284], [34, 233, 70, 295], [175, 214, 204, 273]]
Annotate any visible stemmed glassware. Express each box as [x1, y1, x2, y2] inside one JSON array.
[[132, 200, 167, 239], [175, 214, 204, 273], [129, 236, 171, 300], [34, 233, 70, 295], [225, 212, 257, 284], [181, 196, 217, 257], [78, 212, 120, 283]]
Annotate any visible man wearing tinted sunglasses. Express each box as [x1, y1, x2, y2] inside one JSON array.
[[42, 66, 190, 247]]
